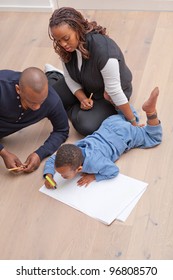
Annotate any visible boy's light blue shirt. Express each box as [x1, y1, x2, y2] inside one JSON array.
[[43, 107, 162, 181]]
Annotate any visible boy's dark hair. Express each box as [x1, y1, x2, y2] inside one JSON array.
[[55, 144, 84, 170]]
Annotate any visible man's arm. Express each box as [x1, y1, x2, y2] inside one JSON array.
[[34, 98, 69, 161], [0, 143, 4, 151]]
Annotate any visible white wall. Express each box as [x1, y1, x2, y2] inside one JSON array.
[[0, 0, 173, 12], [0, 0, 49, 5], [58, 0, 173, 11], [0, 0, 58, 12]]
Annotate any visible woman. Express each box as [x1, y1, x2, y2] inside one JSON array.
[[46, 7, 137, 135]]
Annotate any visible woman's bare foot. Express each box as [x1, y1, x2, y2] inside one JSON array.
[[142, 87, 159, 115]]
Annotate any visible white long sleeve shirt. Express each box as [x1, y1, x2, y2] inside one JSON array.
[[62, 49, 128, 106]]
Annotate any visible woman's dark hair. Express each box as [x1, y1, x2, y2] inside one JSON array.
[[55, 144, 84, 170], [48, 7, 107, 62]]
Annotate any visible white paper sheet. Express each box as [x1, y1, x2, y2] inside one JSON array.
[[116, 188, 146, 221], [39, 173, 148, 225]]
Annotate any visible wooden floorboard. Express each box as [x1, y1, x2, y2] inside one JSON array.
[[0, 10, 173, 260]]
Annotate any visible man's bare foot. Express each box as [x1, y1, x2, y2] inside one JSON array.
[[142, 87, 159, 115]]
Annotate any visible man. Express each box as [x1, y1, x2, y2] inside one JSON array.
[[0, 67, 69, 172]]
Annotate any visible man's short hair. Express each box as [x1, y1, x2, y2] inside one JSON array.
[[19, 67, 47, 93]]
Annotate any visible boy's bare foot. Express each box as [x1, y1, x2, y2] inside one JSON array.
[[142, 87, 159, 115]]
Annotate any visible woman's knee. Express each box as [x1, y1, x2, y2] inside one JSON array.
[[69, 105, 116, 136], [74, 120, 98, 136]]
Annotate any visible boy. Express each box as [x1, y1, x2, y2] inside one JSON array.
[[43, 87, 162, 188]]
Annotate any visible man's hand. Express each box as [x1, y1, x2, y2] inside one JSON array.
[[23, 152, 41, 173], [0, 148, 23, 171], [77, 173, 95, 187]]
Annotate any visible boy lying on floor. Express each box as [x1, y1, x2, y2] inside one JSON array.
[[43, 87, 162, 188]]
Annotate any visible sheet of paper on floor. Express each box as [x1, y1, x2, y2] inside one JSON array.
[[39, 173, 148, 225]]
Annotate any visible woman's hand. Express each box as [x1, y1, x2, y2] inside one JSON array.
[[74, 89, 93, 110], [80, 98, 93, 110]]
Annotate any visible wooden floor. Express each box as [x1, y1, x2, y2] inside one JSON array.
[[0, 10, 173, 260]]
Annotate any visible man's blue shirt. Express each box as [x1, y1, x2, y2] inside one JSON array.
[[0, 70, 69, 160]]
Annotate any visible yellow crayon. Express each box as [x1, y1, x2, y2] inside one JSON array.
[[45, 175, 57, 189]]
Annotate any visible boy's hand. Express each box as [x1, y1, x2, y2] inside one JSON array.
[[44, 174, 57, 189], [77, 173, 95, 187]]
